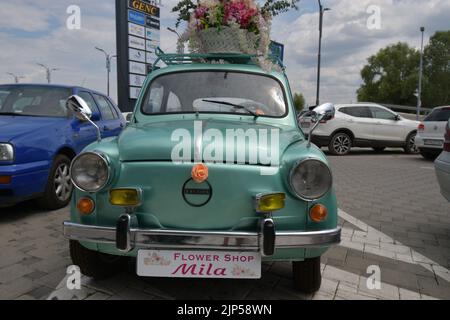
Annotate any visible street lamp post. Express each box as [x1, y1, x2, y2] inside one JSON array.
[[36, 63, 59, 84], [316, 0, 330, 107], [95, 47, 117, 97], [416, 27, 425, 121], [6, 72, 25, 84], [167, 27, 184, 54]]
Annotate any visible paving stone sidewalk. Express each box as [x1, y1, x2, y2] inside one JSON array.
[[1, 150, 449, 300]]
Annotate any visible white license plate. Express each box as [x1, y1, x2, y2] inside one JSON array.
[[424, 139, 443, 146], [137, 250, 261, 279]]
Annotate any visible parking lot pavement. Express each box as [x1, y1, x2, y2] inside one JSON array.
[[1, 149, 449, 300]]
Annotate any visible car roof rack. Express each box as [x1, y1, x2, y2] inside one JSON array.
[[152, 47, 285, 71]]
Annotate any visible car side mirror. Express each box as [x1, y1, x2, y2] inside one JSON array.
[[307, 103, 335, 147], [67, 95, 92, 121], [395, 115, 401, 121], [66, 95, 101, 142]]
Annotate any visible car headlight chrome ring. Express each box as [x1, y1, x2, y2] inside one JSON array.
[[0, 143, 14, 162], [70, 152, 110, 193], [289, 158, 333, 201]]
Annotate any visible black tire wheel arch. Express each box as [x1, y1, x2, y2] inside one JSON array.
[[36, 154, 73, 210], [292, 257, 322, 294], [404, 131, 419, 154], [70, 240, 126, 280], [329, 131, 353, 156]]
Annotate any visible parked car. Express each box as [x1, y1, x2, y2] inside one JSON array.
[[63, 51, 341, 293], [435, 118, 450, 202], [416, 106, 450, 160], [299, 103, 420, 155], [0, 84, 125, 209]]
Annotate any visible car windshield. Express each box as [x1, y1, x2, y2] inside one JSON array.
[[0, 85, 72, 118], [425, 107, 450, 122], [141, 71, 287, 118]]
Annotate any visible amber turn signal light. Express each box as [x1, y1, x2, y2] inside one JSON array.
[[310, 204, 328, 223], [109, 188, 141, 207], [0, 176, 11, 185], [255, 193, 286, 213], [77, 197, 95, 215]]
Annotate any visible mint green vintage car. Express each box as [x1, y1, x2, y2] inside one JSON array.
[[63, 50, 341, 293]]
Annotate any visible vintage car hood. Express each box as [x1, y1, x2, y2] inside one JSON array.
[[118, 119, 303, 163]]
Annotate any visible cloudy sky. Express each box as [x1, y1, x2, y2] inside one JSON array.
[[0, 0, 448, 107]]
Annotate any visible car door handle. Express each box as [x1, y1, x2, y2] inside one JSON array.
[[103, 126, 110, 131]]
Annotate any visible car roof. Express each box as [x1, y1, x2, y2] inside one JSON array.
[[335, 103, 383, 108], [0, 83, 108, 97]]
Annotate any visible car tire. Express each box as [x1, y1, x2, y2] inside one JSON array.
[[292, 257, 322, 293], [70, 240, 127, 280], [36, 154, 73, 210], [328, 132, 352, 156], [419, 149, 440, 161], [404, 132, 419, 154], [373, 147, 386, 153]]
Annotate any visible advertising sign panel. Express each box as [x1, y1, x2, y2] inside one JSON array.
[[116, 0, 161, 111]]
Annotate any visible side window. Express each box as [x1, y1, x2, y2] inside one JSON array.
[[93, 94, 115, 120], [370, 107, 396, 120], [105, 98, 120, 119], [77, 91, 100, 114], [340, 107, 371, 118]]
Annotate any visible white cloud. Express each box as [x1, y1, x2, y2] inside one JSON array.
[[273, 0, 450, 105], [0, 0, 448, 107]]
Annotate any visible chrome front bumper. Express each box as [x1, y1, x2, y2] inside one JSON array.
[[63, 221, 341, 253]]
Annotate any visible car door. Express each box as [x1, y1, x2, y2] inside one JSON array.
[[72, 91, 102, 152], [92, 93, 123, 138], [339, 106, 374, 140], [369, 106, 403, 141]]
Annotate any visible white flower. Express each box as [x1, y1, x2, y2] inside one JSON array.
[[199, 0, 220, 8]]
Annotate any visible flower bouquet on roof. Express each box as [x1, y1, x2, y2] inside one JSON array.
[[184, 0, 269, 55], [172, 0, 299, 66]]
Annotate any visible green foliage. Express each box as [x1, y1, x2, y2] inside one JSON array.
[[422, 30, 450, 107], [260, 0, 300, 17], [357, 43, 420, 106], [172, 0, 196, 28], [293, 92, 305, 113], [357, 31, 450, 108]]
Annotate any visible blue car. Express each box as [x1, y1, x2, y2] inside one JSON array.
[[0, 84, 126, 209]]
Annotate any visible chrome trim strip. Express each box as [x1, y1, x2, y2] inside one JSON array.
[[63, 222, 341, 251]]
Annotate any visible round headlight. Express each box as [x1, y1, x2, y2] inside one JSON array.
[[290, 159, 333, 200], [70, 152, 110, 192]]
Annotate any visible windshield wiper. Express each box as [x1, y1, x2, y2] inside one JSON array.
[[202, 99, 260, 118]]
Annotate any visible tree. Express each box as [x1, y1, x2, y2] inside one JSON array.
[[357, 43, 420, 105], [422, 31, 450, 107], [293, 92, 305, 113]]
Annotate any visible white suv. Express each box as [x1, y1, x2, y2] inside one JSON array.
[[415, 106, 450, 160], [299, 103, 420, 155]]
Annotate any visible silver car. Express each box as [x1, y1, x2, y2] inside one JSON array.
[[416, 106, 450, 160], [435, 117, 450, 202]]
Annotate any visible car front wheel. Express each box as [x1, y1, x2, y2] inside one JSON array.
[[70, 240, 127, 280], [292, 257, 322, 293], [404, 132, 419, 154], [36, 154, 73, 210], [328, 132, 352, 155]]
